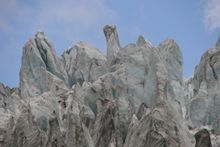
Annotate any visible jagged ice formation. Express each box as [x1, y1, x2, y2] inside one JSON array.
[[0, 25, 220, 147]]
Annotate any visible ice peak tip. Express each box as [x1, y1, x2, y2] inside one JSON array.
[[103, 25, 117, 38], [35, 31, 45, 39]]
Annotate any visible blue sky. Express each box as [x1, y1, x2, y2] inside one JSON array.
[[0, 0, 220, 87]]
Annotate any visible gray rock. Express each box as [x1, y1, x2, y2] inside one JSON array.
[[136, 103, 150, 120], [195, 129, 212, 147], [45, 111, 66, 147], [124, 101, 193, 147], [213, 118, 220, 135], [92, 99, 123, 147]]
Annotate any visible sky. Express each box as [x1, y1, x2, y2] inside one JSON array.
[[0, 0, 220, 87]]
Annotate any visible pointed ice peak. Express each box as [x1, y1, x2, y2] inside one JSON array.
[[62, 41, 106, 61], [20, 31, 69, 99], [103, 25, 118, 39], [158, 39, 182, 55], [159, 38, 176, 45], [35, 31, 45, 39], [136, 35, 152, 47], [136, 35, 146, 46], [103, 25, 121, 65], [158, 38, 183, 82], [75, 41, 106, 61]]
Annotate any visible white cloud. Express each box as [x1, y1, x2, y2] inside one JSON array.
[[203, 0, 220, 31], [35, 0, 117, 28], [0, 0, 118, 32]]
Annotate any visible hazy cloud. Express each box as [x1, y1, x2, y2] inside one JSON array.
[[0, 0, 117, 32], [203, 0, 220, 31], [35, 0, 117, 29]]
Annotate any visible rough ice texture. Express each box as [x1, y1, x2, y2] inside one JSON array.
[[0, 25, 220, 147]]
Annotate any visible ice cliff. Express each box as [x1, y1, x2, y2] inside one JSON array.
[[0, 25, 219, 147]]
